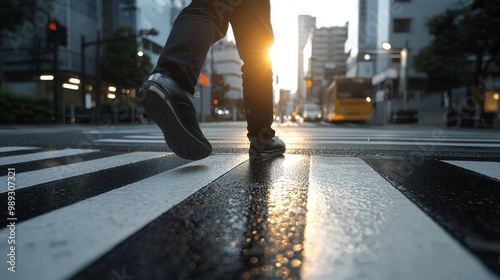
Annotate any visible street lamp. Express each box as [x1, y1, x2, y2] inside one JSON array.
[[361, 42, 410, 124], [380, 41, 408, 109], [381, 42, 392, 51]]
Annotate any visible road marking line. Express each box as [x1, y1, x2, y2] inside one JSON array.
[[0, 148, 99, 165], [94, 138, 250, 144], [93, 138, 500, 147], [0, 154, 247, 280], [0, 146, 40, 153], [302, 156, 496, 280], [0, 152, 168, 194], [443, 160, 500, 181]]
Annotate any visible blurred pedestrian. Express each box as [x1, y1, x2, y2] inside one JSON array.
[[139, 0, 285, 160]]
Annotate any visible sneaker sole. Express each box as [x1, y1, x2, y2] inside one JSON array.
[[249, 148, 286, 160], [140, 83, 212, 160]]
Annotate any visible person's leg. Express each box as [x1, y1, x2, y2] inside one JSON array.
[[140, 0, 235, 160], [230, 0, 275, 138], [230, 0, 285, 158], [154, 0, 231, 94]]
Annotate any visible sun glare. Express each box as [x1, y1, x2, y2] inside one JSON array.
[[269, 44, 278, 62], [269, 42, 297, 91]]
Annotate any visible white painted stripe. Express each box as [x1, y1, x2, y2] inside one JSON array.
[[0, 146, 39, 153], [302, 156, 496, 280], [95, 138, 165, 143], [0, 148, 99, 165], [123, 135, 250, 141], [117, 134, 500, 143], [0, 154, 247, 280], [83, 129, 159, 134], [0, 152, 168, 194], [94, 138, 500, 147], [94, 138, 249, 144], [269, 136, 500, 142], [124, 135, 164, 139], [303, 140, 500, 147], [443, 160, 500, 181]]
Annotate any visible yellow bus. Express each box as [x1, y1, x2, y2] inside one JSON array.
[[323, 77, 374, 123]]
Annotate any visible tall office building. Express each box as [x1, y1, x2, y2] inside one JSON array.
[[297, 15, 316, 99], [345, 0, 379, 78], [0, 0, 190, 121], [305, 24, 348, 102], [1, 0, 104, 99], [372, 0, 460, 97], [211, 38, 244, 120]]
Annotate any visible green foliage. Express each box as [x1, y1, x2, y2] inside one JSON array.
[[413, 43, 472, 91], [211, 71, 230, 106], [0, 1, 29, 33], [414, 0, 500, 91], [100, 27, 153, 89], [0, 89, 55, 124]]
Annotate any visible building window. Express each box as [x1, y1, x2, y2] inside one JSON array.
[[393, 18, 411, 33], [70, 0, 97, 20]]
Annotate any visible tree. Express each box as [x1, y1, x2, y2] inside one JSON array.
[[100, 27, 153, 90], [211, 71, 230, 107], [414, 0, 500, 92], [0, 0, 29, 45], [413, 40, 472, 93]]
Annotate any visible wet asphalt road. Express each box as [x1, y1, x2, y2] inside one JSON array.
[[0, 121, 499, 280]]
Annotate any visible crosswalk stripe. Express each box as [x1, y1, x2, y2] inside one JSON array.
[[94, 138, 251, 144], [0, 148, 98, 165], [443, 160, 500, 180], [94, 138, 165, 144], [302, 156, 496, 280], [0, 154, 247, 280], [0, 146, 39, 153], [305, 140, 500, 147], [93, 137, 500, 147], [0, 148, 497, 279], [0, 152, 167, 194]]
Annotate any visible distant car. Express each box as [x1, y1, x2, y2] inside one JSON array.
[[302, 104, 322, 121]]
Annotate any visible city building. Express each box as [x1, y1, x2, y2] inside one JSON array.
[[0, 0, 191, 123], [345, 0, 379, 78], [342, 0, 468, 124], [316, 25, 348, 98], [372, 0, 459, 89], [210, 38, 244, 121], [297, 15, 316, 100], [303, 24, 348, 102]]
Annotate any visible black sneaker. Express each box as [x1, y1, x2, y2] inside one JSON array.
[[139, 73, 212, 160], [249, 136, 286, 159]]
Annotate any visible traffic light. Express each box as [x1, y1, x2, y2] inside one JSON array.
[[59, 24, 67, 47], [213, 98, 219, 106], [47, 21, 57, 43], [47, 21, 68, 47]]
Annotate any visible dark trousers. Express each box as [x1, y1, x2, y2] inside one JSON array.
[[154, 0, 275, 138]]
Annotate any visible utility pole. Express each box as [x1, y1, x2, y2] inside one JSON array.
[[53, 34, 61, 123], [81, 35, 86, 111], [95, 31, 102, 123]]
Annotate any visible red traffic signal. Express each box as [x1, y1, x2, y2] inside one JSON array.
[[48, 21, 57, 32], [47, 20, 68, 47]]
